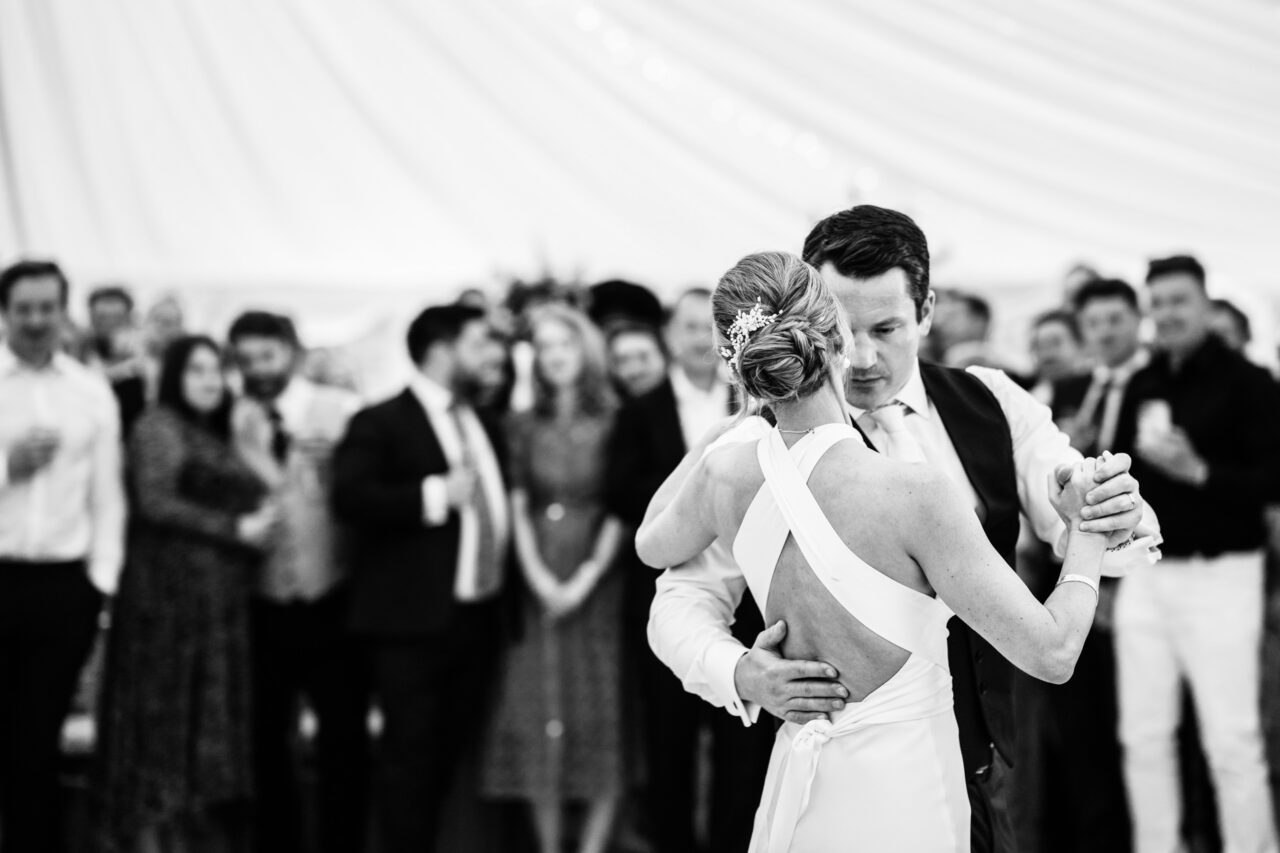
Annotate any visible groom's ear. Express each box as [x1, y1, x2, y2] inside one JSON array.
[[917, 290, 936, 333]]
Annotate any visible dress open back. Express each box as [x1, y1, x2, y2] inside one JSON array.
[[730, 423, 970, 853]]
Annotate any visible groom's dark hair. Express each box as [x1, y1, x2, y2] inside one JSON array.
[[802, 205, 931, 319]]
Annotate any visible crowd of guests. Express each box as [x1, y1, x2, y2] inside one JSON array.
[[0, 240, 1278, 853]]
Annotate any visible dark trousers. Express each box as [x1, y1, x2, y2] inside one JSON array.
[[707, 708, 775, 853], [0, 561, 101, 853], [368, 602, 500, 853], [634, 577, 774, 853], [1019, 628, 1131, 853], [251, 586, 371, 853], [637, 650, 704, 852], [968, 749, 1019, 853]]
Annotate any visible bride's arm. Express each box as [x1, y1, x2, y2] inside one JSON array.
[[636, 451, 722, 569], [907, 462, 1107, 684], [642, 416, 738, 526]]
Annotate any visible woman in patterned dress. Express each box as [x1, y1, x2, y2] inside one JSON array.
[[95, 336, 279, 853], [482, 304, 627, 853]]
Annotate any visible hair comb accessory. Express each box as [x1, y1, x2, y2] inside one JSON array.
[[718, 298, 780, 372]]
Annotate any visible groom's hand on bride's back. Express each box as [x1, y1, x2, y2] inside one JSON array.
[[733, 620, 848, 724]]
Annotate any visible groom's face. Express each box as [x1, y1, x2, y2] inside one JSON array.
[[820, 264, 933, 411]]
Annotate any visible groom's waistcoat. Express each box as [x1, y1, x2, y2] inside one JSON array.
[[919, 362, 1020, 773]]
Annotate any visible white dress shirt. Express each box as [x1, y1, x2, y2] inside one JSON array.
[[649, 360, 1159, 725], [669, 366, 730, 450], [0, 346, 126, 593], [1075, 351, 1149, 453], [409, 374, 509, 601]]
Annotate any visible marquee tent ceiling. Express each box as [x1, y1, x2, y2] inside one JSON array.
[[2, 0, 1278, 303]]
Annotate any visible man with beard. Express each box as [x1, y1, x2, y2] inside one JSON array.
[[647, 206, 1160, 853], [228, 311, 371, 853], [333, 304, 510, 853]]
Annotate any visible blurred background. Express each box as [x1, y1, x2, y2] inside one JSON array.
[[3, 0, 1279, 388]]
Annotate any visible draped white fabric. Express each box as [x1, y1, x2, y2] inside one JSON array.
[[2, 0, 1278, 308]]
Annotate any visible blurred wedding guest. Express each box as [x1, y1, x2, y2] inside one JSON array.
[[95, 335, 276, 853], [1021, 285, 1140, 852], [82, 286, 148, 435], [605, 321, 667, 399], [226, 312, 371, 853], [473, 327, 516, 419], [332, 304, 510, 853], [1062, 262, 1101, 307], [0, 261, 124, 853], [1113, 255, 1280, 853], [1053, 279, 1147, 456], [1210, 297, 1252, 354], [1027, 309, 1086, 406], [143, 295, 186, 357], [607, 287, 771, 853], [934, 289, 991, 365], [586, 279, 666, 331], [483, 304, 626, 853]]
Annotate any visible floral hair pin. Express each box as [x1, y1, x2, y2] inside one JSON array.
[[718, 298, 780, 372]]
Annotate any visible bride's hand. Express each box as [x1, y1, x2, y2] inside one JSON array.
[[1050, 457, 1100, 529]]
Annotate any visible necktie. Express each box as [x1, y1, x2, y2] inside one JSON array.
[[450, 405, 504, 600], [865, 402, 928, 463], [266, 406, 290, 464]]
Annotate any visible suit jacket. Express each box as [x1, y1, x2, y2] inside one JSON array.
[[332, 388, 509, 636], [607, 378, 768, 644], [1049, 373, 1093, 425], [918, 362, 1021, 771]]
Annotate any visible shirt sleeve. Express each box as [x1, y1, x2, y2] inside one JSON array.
[[647, 544, 760, 726], [88, 386, 126, 595]]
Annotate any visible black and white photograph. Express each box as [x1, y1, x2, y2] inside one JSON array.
[[1, 2, 1279, 851]]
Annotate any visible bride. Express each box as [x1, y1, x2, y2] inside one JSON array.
[[635, 251, 1106, 852]]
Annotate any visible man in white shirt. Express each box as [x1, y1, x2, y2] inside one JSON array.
[[228, 311, 370, 853], [0, 260, 125, 851], [647, 207, 1159, 853], [1053, 279, 1148, 456]]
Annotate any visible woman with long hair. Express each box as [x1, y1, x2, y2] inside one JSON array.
[[482, 304, 628, 853], [96, 335, 278, 853], [637, 252, 1106, 852]]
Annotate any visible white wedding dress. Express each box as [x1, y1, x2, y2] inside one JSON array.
[[737, 424, 970, 853]]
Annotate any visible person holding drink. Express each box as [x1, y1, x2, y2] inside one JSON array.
[[0, 260, 126, 852], [1113, 255, 1280, 853]]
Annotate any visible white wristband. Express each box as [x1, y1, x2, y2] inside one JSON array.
[[1056, 573, 1100, 600]]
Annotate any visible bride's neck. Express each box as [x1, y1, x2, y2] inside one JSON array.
[[773, 386, 847, 436]]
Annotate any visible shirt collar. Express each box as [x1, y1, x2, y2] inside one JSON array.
[[846, 359, 929, 420], [0, 344, 71, 376], [409, 372, 454, 413], [272, 376, 313, 425], [1094, 348, 1149, 384], [669, 366, 726, 404]]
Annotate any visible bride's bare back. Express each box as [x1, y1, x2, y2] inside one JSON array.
[[705, 432, 941, 702]]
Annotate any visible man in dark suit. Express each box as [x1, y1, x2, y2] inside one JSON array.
[[332, 304, 510, 853], [1020, 279, 1147, 852], [609, 287, 774, 853], [648, 206, 1158, 853]]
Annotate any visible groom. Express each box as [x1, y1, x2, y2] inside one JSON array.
[[647, 205, 1159, 853]]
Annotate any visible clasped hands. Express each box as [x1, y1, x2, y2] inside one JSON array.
[[735, 452, 1146, 725]]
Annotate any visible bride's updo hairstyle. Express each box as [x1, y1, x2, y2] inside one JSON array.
[[713, 251, 846, 405]]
